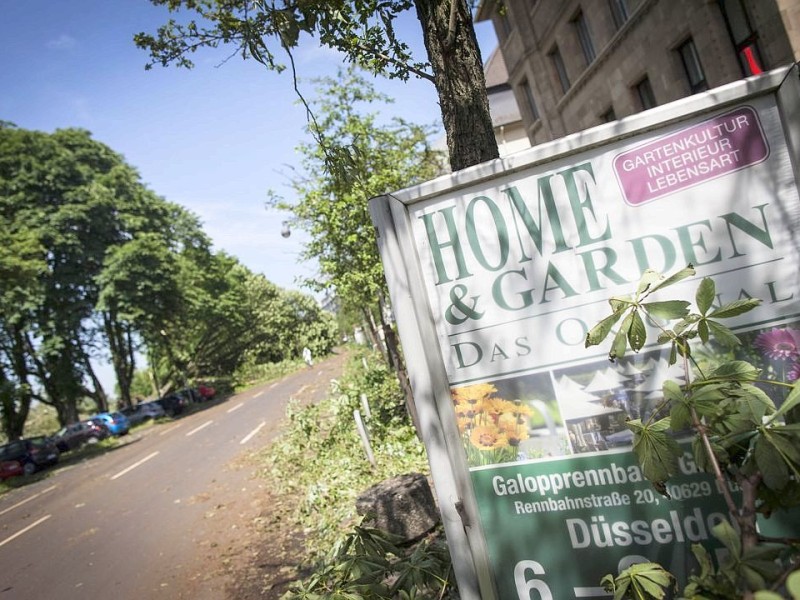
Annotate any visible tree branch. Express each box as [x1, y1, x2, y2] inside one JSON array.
[[353, 43, 435, 82], [690, 404, 740, 518], [268, 26, 349, 181]]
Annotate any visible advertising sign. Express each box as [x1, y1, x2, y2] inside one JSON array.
[[371, 69, 800, 599]]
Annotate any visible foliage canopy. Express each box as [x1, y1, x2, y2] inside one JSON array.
[[0, 124, 336, 440]]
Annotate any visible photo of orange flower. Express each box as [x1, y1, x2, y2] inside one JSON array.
[[451, 383, 535, 465], [469, 425, 508, 450]]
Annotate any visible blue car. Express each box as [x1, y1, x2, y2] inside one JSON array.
[[90, 412, 130, 436]]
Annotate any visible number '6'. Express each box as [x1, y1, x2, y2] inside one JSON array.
[[514, 560, 553, 600]]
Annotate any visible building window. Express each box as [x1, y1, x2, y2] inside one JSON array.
[[573, 11, 596, 64], [719, 0, 764, 76], [549, 47, 571, 94], [601, 107, 616, 123], [609, 0, 629, 30], [678, 38, 709, 93], [635, 76, 656, 110], [520, 79, 540, 121]]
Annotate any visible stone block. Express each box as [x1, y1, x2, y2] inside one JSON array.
[[356, 472, 439, 544]]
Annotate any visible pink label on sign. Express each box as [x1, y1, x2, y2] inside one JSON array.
[[613, 106, 769, 206]]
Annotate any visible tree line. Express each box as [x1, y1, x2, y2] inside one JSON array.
[[0, 123, 337, 441]]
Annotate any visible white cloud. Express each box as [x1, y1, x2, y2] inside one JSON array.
[[46, 34, 77, 50]]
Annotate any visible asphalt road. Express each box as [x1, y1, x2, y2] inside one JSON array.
[[0, 351, 348, 599]]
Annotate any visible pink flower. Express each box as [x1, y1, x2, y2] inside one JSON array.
[[754, 328, 800, 360], [788, 362, 800, 382]]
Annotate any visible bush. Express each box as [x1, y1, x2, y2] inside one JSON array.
[[588, 267, 800, 599], [256, 349, 429, 557], [233, 357, 307, 389]]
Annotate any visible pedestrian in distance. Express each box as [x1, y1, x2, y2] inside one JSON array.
[[302, 346, 313, 368]]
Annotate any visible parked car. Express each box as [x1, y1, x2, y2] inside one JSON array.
[[90, 412, 130, 436], [155, 393, 189, 417], [120, 401, 166, 426], [50, 420, 109, 452], [197, 384, 216, 401], [119, 405, 146, 427], [0, 437, 60, 475], [136, 401, 166, 420], [0, 459, 24, 481]]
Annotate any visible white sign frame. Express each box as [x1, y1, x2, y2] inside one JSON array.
[[370, 65, 800, 599]]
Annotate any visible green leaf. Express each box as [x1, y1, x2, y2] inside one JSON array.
[[625, 563, 673, 600], [628, 310, 647, 352], [698, 319, 710, 344], [610, 313, 632, 361], [634, 577, 670, 599], [607, 562, 673, 600], [754, 435, 790, 490], [695, 277, 716, 314], [664, 381, 692, 428], [629, 418, 681, 483], [662, 380, 684, 404], [707, 320, 742, 348], [670, 401, 691, 432], [708, 298, 761, 318], [613, 580, 630, 600], [786, 570, 800, 599], [609, 295, 634, 313], [636, 270, 664, 296], [708, 360, 759, 382], [691, 543, 714, 579], [641, 300, 690, 320], [710, 519, 741, 559], [656, 330, 675, 345], [688, 383, 726, 419], [600, 573, 617, 594], [742, 545, 783, 575], [742, 565, 768, 591], [717, 427, 756, 453], [774, 381, 800, 420], [692, 433, 730, 470], [586, 309, 626, 348], [673, 314, 700, 336], [765, 427, 800, 473], [648, 264, 696, 293], [732, 384, 775, 423], [755, 592, 786, 600]]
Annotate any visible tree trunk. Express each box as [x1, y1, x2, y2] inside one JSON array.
[[55, 401, 79, 426], [362, 307, 387, 360], [149, 348, 162, 397], [26, 331, 81, 426], [0, 377, 29, 442], [3, 326, 34, 440], [103, 311, 134, 409], [384, 321, 421, 435], [377, 295, 420, 433], [414, 0, 499, 172], [82, 354, 109, 413]]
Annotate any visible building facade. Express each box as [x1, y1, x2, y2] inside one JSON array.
[[477, 0, 800, 146], [484, 47, 532, 156]]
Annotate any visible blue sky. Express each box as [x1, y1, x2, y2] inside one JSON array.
[[1, 0, 498, 294]]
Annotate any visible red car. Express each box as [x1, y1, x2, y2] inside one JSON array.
[[198, 385, 216, 401], [0, 459, 24, 481], [0, 437, 59, 476]]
